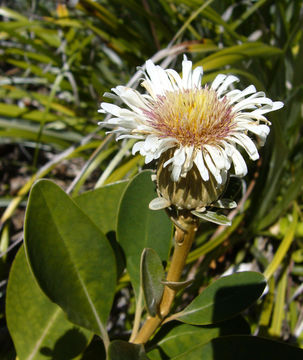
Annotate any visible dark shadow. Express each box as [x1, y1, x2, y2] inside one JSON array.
[[80, 335, 106, 360], [212, 283, 264, 324], [106, 230, 126, 279], [208, 334, 303, 360], [40, 328, 87, 360]]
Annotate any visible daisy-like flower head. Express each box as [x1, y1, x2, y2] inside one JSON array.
[[99, 56, 283, 214]]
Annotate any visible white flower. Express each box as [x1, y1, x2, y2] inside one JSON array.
[[99, 56, 283, 214]]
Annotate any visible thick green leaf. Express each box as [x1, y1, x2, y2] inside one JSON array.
[[108, 340, 150, 360], [24, 180, 116, 340], [117, 171, 172, 297], [141, 248, 165, 317], [197, 42, 282, 71], [74, 180, 128, 234], [6, 246, 91, 360], [173, 272, 266, 325], [174, 335, 303, 360], [147, 316, 250, 360]]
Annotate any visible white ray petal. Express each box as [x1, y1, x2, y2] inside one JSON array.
[[251, 101, 284, 115], [211, 74, 226, 91], [194, 150, 209, 181], [227, 85, 257, 104], [101, 118, 138, 129], [217, 146, 231, 170], [204, 152, 222, 184], [145, 60, 164, 95], [164, 147, 186, 181], [182, 56, 193, 89], [132, 141, 144, 155], [141, 79, 157, 98], [216, 75, 239, 97], [173, 147, 186, 166], [227, 133, 259, 160], [225, 89, 241, 101], [235, 112, 270, 124], [113, 86, 150, 112], [204, 145, 225, 170], [156, 66, 175, 92], [192, 66, 203, 89], [232, 97, 273, 112], [145, 152, 155, 163], [100, 102, 124, 116], [171, 165, 182, 181], [166, 69, 183, 90], [152, 138, 177, 159], [242, 124, 270, 145], [103, 92, 118, 100], [116, 134, 145, 141], [230, 148, 247, 177], [271, 101, 284, 111], [183, 146, 194, 172], [144, 135, 159, 151]]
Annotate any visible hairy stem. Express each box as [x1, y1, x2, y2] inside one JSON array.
[[132, 212, 198, 344]]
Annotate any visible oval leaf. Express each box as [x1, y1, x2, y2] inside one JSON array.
[[141, 248, 165, 317], [173, 272, 266, 325], [24, 179, 116, 339], [117, 171, 172, 298], [6, 246, 91, 360]]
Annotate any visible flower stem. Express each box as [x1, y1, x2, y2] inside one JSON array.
[[132, 212, 198, 344], [129, 286, 144, 342]]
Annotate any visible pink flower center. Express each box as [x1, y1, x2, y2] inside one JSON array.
[[144, 88, 235, 147]]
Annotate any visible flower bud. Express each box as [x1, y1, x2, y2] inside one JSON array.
[[156, 149, 227, 210]]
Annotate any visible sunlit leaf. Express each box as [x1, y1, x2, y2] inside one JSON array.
[[24, 180, 116, 340], [6, 246, 92, 360]]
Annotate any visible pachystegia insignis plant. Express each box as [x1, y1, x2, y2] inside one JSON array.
[[6, 55, 303, 360], [99, 56, 283, 345]]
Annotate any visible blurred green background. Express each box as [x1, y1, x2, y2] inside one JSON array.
[[0, 0, 303, 358]]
